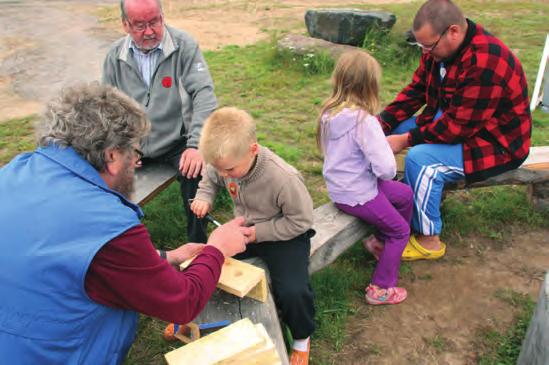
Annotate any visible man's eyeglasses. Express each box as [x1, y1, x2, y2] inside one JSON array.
[[127, 16, 162, 32], [414, 26, 450, 52], [133, 148, 144, 166]]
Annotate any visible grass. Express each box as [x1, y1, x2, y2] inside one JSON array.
[[475, 289, 535, 365], [0, 116, 37, 165], [1, 1, 548, 364]]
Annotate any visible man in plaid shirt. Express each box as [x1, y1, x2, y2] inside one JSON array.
[[380, 0, 532, 260]]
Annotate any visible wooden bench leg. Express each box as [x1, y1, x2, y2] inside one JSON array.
[[528, 181, 549, 211]]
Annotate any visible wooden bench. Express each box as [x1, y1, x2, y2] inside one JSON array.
[[133, 146, 548, 364], [445, 146, 549, 210]]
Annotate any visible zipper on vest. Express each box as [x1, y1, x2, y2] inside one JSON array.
[[145, 91, 151, 107]]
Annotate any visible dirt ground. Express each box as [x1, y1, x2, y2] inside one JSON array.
[[1, 1, 547, 364], [337, 229, 549, 364]]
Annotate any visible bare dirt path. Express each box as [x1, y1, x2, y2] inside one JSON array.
[[0, 0, 120, 120]]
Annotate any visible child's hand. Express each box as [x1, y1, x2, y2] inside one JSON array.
[[246, 225, 257, 243], [191, 199, 211, 218]]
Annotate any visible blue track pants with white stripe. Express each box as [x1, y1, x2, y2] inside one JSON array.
[[393, 114, 465, 235]]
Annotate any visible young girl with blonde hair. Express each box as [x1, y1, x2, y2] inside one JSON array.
[[318, 50, 413, 305]]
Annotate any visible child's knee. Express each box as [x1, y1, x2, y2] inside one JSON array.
[[276, 282, 313, 307]]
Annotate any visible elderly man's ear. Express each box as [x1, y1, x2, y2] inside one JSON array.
[[102, 148, 126, 177]]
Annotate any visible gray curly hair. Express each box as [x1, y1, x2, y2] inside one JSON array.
[[37, 82, 150, 171]]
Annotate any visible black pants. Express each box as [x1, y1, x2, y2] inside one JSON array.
[[144, 141, 208, 243], [235, 232, 316, 340]]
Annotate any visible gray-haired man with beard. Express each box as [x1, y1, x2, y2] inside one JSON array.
[[0, 82, 249, 364]]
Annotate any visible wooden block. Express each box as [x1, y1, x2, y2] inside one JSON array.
[[218, 324, 281, 365], [194, 258, 290, 365], [181, 257, 268, 302], [164, 318, 266, 365]]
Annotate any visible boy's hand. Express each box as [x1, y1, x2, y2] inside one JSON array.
[[246, 225, 257, 243], [166, 243, 205, 266], [207, 217, 250, 257], [191, 199, 211, 218]]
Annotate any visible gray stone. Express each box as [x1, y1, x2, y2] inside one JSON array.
[[305, 8, 396, 46], [277, 34, 359, 60]]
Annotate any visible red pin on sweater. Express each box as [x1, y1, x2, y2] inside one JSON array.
[[162, 76, 172, 88]]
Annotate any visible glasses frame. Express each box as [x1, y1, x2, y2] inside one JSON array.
[[133, 148, 144, 167], [415, 25, 450, 52], [126, 15, 163, 32]]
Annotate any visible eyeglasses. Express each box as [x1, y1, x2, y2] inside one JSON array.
[[414, 26, 450, 52], [133, 148, 144, 167], [127, 16, 163, 32]]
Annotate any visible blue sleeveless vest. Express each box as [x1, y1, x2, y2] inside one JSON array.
[[0, 145, 144, 364]]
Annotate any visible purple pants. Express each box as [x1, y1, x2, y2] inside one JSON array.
[[335, 180, 413, 288]]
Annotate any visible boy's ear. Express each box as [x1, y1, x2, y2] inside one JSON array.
[[250, 143, 259, 156]]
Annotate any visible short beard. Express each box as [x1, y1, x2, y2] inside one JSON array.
[[112, 159, 136, 201]]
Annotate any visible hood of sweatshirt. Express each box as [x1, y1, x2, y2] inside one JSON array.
[[323, 107, 364, 140]]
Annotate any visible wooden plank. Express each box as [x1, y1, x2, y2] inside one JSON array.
[[219, 324, 281, 365], [164, 318, 266, 365], [194, 258, 290, 365], [216, 258, 267, 302], [181, 257, 268, 303], [309, 203, 371, 274], [133, 162, 177, 206]]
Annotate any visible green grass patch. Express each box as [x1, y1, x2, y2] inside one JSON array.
[[442, 186, 549, 245], [0, 116, 37, 165], [475, 289, 535, 365]]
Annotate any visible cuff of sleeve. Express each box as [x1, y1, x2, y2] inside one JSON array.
[[201, 245, 225, 265], [376, 114, 392, 135], [194, 192, 215, 206], [409, 127, 424, 146], [254, 222, 271, 243]]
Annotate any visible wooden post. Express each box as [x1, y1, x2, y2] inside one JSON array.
[[529, 181, 549, 211], [517, 271, 549, 365]]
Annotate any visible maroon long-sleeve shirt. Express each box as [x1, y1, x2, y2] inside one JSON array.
[[85, 224, 224, 324]]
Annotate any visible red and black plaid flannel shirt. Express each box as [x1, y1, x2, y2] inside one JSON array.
[[379, 20, 532, 183]]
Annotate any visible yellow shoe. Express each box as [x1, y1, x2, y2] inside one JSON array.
[[401, 235, 446, 261]]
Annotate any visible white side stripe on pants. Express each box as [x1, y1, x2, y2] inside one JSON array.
[[413, 163, 465, 235]]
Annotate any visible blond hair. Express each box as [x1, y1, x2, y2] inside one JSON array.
[[199, 107, 257, 164], [316, 50, 381, 152]]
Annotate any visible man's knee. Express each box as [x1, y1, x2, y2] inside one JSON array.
[[404, 144, 435, 169]]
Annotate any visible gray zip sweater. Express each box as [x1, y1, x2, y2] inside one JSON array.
[[102, 26, 217, 157], [195, 146, 314, 243]]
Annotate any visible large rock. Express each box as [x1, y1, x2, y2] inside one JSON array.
[[277, 34, 358, 60], [305, 9, 396, 46]]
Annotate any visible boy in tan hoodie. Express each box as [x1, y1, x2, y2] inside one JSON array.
[[192, 107, 315, 365]]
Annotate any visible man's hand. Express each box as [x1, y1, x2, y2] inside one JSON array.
[[191, 199, 211, 218], [207, 217, 251, 257], [387, 133, 410, 154], [166, 243, 205, 266], [179, 148, 204, 179]]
